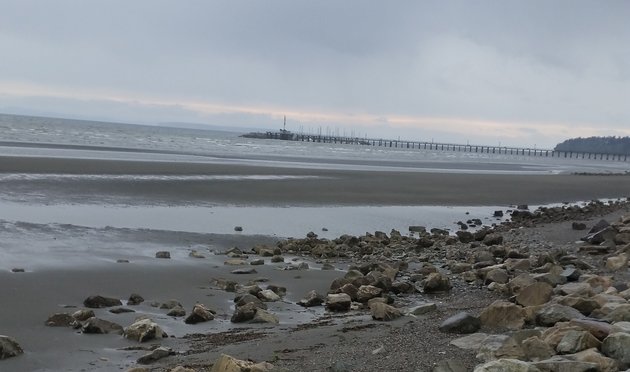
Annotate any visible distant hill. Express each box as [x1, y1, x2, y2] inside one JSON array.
[[554, 136, 630, 155]]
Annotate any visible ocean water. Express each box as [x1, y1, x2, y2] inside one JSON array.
[[0, 113, 627, 246], [1, 113, 627, 174]]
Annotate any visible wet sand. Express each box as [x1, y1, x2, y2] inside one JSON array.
[[1, 155, 630, 206], [2, 154, 630, 371]]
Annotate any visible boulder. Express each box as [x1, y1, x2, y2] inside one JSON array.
[[601, 332, 630, 368], [606, 254, 628, 271], [160, 300, 183, 310], [450, 333, 490, 351], [326, 293, 352, 312], [209, 354, 275, 372], [410, 302, 437, 316], [83, 295, 122, 308], [370, 302, 402, 321], [185, 304, 215, 324], [483, 233, 504, 246], [257, 289, 281, 302], [555, 330, 601, 354], [422, 272, 452, 293], [557, 296, 600, 315], [439, 312, 480, 334], [485, 269, 509, 285], [45, 313, 74, 327], [231, 268, 257, 274], [0, 336, 23, 360], [81, 317, 123, 334], [162, 305, 183, 316], [531, 357, 599, 372], [473, 358, 539, 372], [476, 334, 525, 362], [128, 293, 145, 306], [569, 319, 613, 341], [433, 359, 467, 372], [356, 285, 383, 302], [566, 348, 619, 372], [297, 290, 325, 307], [536, 304, 585, 327], [516, 282, 553, 307], [137, 347, 172, 364], [72, 309, 95, 321], [479, 301, 526, 330], [231, 302, 258, 323], [124, 318, 167, 342], [251, 309, 279, 324], [155, 251, 171, 259], [508, 274, 536, 295], [521, 336, 555, 362]]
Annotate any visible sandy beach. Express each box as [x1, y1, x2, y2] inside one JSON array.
[[2, 153, 630, 371]]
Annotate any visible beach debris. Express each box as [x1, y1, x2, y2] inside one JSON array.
[[136, 346, 173, 364], [184, 304, 216, 324], [124, 318, 167, 342], [0, 336, 23, 360], [155, 251, 171, 259], [81, 317, 124, 335], [127, 293, 145, 306], [209, 354, 274, 372], [83, 295, 123, 308]]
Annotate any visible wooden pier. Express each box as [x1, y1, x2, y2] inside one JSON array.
[[260, 131, 630, 162]]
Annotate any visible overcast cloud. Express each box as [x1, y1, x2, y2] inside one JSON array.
[[0, 1, 628, 147]]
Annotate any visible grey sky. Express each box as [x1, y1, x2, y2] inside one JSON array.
[[0, 1, 628, 147]]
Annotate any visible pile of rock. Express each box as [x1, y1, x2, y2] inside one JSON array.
[[440, 214, 630, 371]]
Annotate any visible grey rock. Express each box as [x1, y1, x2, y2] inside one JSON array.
[[137, 347, 172, 364], [83, 295, 122, 308], [124, 318, 167, 342], [184, 304, 215, 324], [536, 304, 585, 327], [155, 251, 171, 259], [45, 313, 74, 327], [0, 336, 23, 360], [602, 332, 630, 368], [326, 293, 352, 312], [439, 312, 481, 334], [298, 290, 325, 307], [128, 293, 144, 306], [81, 317, 123, 335]]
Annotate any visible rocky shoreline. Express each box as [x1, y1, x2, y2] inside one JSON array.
[[2, 199, 630, 371]]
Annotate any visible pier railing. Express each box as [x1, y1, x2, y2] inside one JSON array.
[[263, 131, 630, 162]]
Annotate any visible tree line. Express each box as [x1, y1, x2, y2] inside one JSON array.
[[554, 136, 630, 155]]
